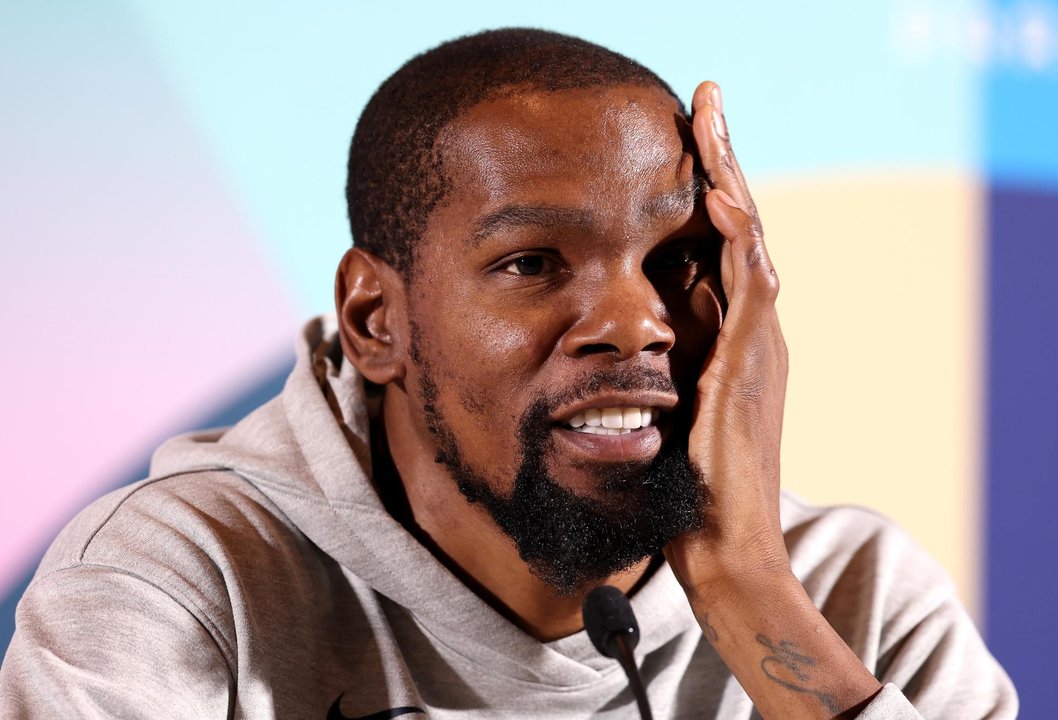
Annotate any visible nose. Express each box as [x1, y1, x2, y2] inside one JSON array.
[[560, 270, 676, 360]]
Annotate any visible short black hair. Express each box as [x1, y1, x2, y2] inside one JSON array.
[[345, 28, 681, 278]]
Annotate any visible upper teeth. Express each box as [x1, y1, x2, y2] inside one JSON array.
[[566, 407, 657, 434]]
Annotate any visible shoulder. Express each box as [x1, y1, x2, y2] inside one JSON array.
[[779, 493, 956, 648], [780, 494, 988, 670], [36, 470, 301, 576], [28, 471, 320, 663], [778, 495, 1018, 715]]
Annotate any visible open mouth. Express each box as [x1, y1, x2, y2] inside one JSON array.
[[563, 406, 660, 436]]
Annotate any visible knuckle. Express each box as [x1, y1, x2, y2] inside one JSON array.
[[761, 269, 780, 300], [737, 221, 764, 245], [744, 245, 779, 301], [719, 151, 737, 174]]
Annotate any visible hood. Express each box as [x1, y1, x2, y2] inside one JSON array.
[[149, 316, 700, 685]]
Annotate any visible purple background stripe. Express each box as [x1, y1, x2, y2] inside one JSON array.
[[985, 187, 1058, 720]]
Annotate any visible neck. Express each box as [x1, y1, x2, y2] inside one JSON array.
[[375, 392, 653, 642]]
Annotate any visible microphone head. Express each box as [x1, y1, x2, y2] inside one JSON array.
[[582, 585, 640, 658]]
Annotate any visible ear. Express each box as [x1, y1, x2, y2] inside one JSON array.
[[334, 248, 407, 385]]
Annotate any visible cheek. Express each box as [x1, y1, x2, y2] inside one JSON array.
[[466, 319, 544, 417], [428, 303, 554, 431], [448, 293, 562, 369], [464, 311, 540, 360]]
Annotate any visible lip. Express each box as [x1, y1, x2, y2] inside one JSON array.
[[552, 424, 665, 464], [548, 392, 679, 425], [548, 391, 678, 464]]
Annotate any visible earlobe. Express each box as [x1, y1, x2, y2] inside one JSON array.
[[334, 248, 407, 385]]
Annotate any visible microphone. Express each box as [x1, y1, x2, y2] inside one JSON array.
[[582, 585, 653, 720]]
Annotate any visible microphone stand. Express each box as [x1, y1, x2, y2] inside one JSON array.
[[611, 633, 653, 720], [583, 584, 654, 720]]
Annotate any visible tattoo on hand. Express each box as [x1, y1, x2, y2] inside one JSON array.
[[699, 612, 719, 643], [755, 633, 840, 713]]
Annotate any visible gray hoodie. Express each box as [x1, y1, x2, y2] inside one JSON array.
[[0, 317, 1017, 718]]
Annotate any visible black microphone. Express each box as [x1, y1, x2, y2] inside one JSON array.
[[583, 585, 653, 720]]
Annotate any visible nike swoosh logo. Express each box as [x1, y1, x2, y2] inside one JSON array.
[[327, 693, 426, 720]]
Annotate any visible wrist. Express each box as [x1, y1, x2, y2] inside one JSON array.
[[684, 558, 801, 614], [676, 564, 883, 719], [665, 527, 792, 603]]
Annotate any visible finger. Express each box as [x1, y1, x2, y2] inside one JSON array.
[[707, 188, 779, 313], [689, 82, 776, 308], [691, 81, 759, 223]]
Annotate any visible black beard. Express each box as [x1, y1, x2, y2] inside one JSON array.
[[418, 357, 706, 595]]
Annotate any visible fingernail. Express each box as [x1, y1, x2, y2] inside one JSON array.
[[708, 84, 723, 113], [711, 189, 738, 208], [712, 108, 729, 140]]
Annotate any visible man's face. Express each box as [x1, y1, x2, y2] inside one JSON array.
[[402, 84, 724, 592]]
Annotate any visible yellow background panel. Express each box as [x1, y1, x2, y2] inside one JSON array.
[[757, 173, 983, 619]]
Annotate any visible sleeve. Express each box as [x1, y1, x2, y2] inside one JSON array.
[[855, 683, 924, 719], [0, 564, 234, 719]]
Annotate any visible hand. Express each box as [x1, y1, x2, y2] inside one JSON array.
[[661, 85, 883, 719], [665, 81, 792, 599]]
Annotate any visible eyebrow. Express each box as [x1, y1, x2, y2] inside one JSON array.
[[469, 178, 703, 245], [471, 205, 592, 245], [639, 177, 702, 220]]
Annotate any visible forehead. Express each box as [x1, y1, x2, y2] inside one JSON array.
[[435, 84, 692, 217]]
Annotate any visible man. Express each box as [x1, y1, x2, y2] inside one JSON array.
[[1, 29, 1015, 718]]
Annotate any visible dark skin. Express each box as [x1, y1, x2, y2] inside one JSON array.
[[336, 82, 882, 718]]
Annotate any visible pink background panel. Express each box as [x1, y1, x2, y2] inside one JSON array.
[[0, 14, 298, 591]]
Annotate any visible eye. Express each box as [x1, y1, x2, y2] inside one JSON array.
[[649, 243, 710, 272], [656, 247, 699, 268], [500, 254, 560, 276]]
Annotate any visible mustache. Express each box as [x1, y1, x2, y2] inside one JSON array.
[[526, 366, 679, 423], [546, 366, 677, 411]]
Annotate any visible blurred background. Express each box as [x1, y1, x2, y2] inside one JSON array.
[[2, 0, 1055, 715]]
